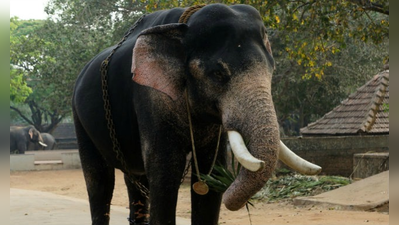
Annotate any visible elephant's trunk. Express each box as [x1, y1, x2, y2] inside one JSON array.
[[221, 70, 280, 211]]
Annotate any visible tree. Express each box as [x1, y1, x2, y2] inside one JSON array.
[[10, 67, 32, 103], [10, 17, 64, 132], [10, 18, 33, 103], [10, 0, 146, 132], [270, 21, 388, 135], [37, 0, 146, 127]]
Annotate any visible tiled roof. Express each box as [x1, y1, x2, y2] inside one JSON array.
[[300, 70, 389, 135]]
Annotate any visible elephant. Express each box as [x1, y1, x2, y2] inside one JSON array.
[[28, 133, 57, 150], [72, 4, 321, 225], [10, 125, 47, 154]]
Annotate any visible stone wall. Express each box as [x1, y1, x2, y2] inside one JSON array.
[[353, 152, 389, 179], [279, 135, 389, 177]]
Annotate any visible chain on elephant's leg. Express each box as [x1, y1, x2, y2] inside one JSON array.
[[125, 174, 150, 225]]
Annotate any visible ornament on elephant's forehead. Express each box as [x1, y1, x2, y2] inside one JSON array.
[[193, 180, 209, 195]]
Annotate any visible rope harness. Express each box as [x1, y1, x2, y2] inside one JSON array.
[[178, 4, 222, 196], [100, 3, 208, 203], [185, 90, 222, 195], [178, 4, 206, 23]]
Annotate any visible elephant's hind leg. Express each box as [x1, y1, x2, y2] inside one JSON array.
[[124, 174, 150, 225], [74, 116, 115, 225]]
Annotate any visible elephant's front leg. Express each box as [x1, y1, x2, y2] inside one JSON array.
[[190, 143, 226, 225], [191, 176, 223, 225], [146, 146, 187, 225]]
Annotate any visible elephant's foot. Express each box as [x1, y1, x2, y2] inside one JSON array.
[[127, 217, 149, 225]]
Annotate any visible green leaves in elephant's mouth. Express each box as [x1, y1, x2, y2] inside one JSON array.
[[200, 154, 254, 206], [200, 155, 239, 193], [200, 156, 255, 223]]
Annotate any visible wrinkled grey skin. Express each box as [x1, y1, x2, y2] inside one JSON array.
[[28, 133, 57, 150], [72, 4, 279, 225], [10, 125, 45, 154]]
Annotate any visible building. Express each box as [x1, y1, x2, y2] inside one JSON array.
[[300, 70, 389, 136]]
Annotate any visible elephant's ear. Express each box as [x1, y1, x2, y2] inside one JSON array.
[[28, 128, 33, 139], [263, 33, 275, 70], [132, 23, 188, 101]]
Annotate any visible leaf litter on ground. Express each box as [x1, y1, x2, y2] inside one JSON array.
[[251, 169, 351, 203], [201, 164, 351, 205]]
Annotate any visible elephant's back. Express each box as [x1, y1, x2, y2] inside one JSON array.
[[72, 8, 187, 121], [72, 7, 186, 103], [72, 8, 186, 161]]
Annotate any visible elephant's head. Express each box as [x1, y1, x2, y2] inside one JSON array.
[[132, 4, 319, 211], [28, 126, 47, 148]]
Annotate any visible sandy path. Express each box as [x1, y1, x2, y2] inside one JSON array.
[[10, 169, 388, 225]]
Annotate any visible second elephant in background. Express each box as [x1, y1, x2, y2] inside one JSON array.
[[28, 133, 57, 150]]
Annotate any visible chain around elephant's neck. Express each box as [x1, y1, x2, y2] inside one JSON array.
[[100, 14, 150, 199], [185, 90, 222, 195]]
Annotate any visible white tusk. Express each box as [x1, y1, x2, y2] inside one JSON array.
[[39, 141, 47, 147], [279, 141, 321, 175], [227, 131, 321, 175], [227, 131, 265, 172]]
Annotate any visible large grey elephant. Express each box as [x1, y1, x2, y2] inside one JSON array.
[[10, 125, 47, 154], [28, 133, 57, 150], [72, 4, 320, 225]]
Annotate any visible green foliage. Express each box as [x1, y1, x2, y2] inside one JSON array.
[[10, 17, 64, 131], [383, 103, 389, 113], [273, 33, 387, 135], [9, 17, 33, 103], [252, 174, 351, 202], [201, 164, 237, 193], [200, 154, 241, 193], [10, 67, 32, 103], [10, 17, 45, 37]]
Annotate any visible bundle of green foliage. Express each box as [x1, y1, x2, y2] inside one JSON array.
[[201, 162, 351, 204], [252, 172, 351, 202]]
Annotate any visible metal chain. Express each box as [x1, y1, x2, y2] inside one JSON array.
[[100, 13, 192, 199], [180, 159, 192, 184], [100, 5, 206, 200], [100, 14, 150, 199]]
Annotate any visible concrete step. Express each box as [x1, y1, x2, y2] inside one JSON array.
[[25, 150, 78, 161], [293, 171, 389, 211], [34, 160, 63, 165]]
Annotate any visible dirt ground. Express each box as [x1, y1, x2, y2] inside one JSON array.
[[10, 169, 389, 225]]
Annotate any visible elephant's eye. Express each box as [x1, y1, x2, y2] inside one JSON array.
[[212, 71, 230, 84], [210, 60, 231, 84], [214, 71, 224, 82]]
